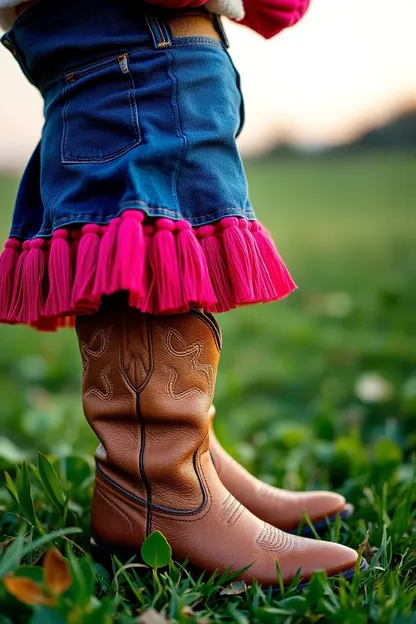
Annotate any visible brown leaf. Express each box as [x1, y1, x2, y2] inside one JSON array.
[[44, 548, 72, 595], [137, 608, 169, 624], [4, 575, 56, 606], [180, 606, 195, 617]]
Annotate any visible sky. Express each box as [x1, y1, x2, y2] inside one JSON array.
[[0, 0, 415, 167]]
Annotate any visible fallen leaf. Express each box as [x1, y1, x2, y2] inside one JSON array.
[[220, 581, 247, 596], [4, 574, 55, 606], [44, 548, 72, 595], [137, 608, 169, 624]]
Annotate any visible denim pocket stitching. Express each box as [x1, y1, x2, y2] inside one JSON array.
[[60, 83, 71, 165], [169, 39, 224, 51], [61, 56, 142, 165], [124, 61, 141, 144]]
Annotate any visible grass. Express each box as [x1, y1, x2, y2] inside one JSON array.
[[0, 151, 415, 623]]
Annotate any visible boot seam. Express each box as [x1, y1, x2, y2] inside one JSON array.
[[95, 438, 210, 518], [119, 311, 154, 394], [190, 308, 222, 352], [137, 394, 154, 537]]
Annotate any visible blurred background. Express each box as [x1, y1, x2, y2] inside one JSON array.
[[0, 0, 415, 495]]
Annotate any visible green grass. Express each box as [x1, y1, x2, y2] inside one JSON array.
[[0, 152, 415, 623]]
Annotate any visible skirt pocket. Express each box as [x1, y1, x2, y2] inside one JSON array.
[[61, 53, 141, 165]]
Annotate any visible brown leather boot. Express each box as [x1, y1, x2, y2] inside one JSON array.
[[209, 406, 353, 535], [76, 299, 364, 588]]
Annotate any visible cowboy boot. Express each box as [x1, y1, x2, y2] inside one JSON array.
[[209, 406, 353, 535], [76, 298, 365, 588]]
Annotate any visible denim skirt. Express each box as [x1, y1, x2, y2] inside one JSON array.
[[0, 0, 295, 330]]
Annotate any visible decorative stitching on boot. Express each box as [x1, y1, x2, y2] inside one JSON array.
[[219, 494, 245, 526], [81, 326, 113, 374], [256, 523, 295, 553], [80, 326, 114, 401], [85, 364, 114, 401], [158, 326, 214, 400], [121, 310, 153, 392]]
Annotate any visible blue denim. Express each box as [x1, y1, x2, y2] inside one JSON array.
[[2, 0, 255, 239]]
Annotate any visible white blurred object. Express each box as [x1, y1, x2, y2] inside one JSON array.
[[355, 373, 393, 404], [206, 0, 244, 20], [324, 293, 353, 318]]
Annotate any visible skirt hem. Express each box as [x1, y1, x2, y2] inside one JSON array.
[[0, 211, 296, 331]]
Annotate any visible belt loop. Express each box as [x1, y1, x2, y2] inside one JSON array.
[[213, 14, 230, 48], [145, 12, 172, 49]]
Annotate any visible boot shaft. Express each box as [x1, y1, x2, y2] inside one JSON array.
[[76, 299, 222, 526]]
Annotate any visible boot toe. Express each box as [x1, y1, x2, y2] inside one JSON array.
[[278, 536, 359, 584], [297, 491, 347, 524], [316, 540, 359, 577]]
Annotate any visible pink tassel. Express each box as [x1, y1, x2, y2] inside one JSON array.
[[251, 222, 297, 298], [71, 230, 82, 272], [71, 224, 101, 312], [130, 224, 153, 309], [0, 238, 21, 321], [43, 229, 73, 317], [240, 220, 278, 301], [218, 217, 255, 305], [17, 239, 46, 323], [198, 225, 234, 313], [8, 241, 30, 322], [176, 221, 217, 308], [146, 218, 184, 314], [114, 210, 145, 297], [93, 218, 120, 297]]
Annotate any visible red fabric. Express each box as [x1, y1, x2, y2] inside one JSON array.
[[144, 0, 207, 7], [237, 0, 310, 39]]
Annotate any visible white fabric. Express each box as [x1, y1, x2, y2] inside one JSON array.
[[206, 0, 244, 20], [0, 0, 244, 32]]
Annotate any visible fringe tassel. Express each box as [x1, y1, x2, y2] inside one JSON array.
[[115, 210, 145, 298], [176, 221, 217, 308], [219, 217, 255, 304], [8, 241, 30, 322], [71, 224, 102, 311], [0, 214, 296, 329], [93, 218, 120, 297], [17, 239, 46, 323], [130, 224, 154, 309], [43, 229, 72, 317], [240, 220, 278, 301], [198, 225, 234, 313], [250, 222, 296, 297], [146, 219, 183, 314], [0, 238, 21, 321], [71, 230, 82, 272]]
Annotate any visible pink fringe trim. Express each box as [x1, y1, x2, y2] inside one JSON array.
[[0, 213, 296, 331]]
